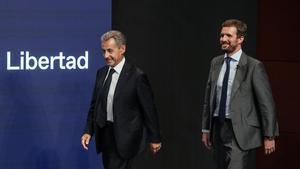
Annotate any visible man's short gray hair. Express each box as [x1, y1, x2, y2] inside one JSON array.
[[101, 30, 126, 47]]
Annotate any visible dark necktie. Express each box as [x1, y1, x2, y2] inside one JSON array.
[[219, 57, 231, 121], [101, 68, 115, 120]]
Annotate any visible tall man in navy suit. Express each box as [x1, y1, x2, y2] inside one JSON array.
[[202, 19, 279, 169], [81, 30, 162, 169]]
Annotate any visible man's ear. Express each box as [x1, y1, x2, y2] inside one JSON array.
[[120, 45, 126, 55], [238, 36, 245, 44]]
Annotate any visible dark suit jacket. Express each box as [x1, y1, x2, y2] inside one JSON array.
[[202, 52, 279, 150], [84, 60, 161, 159]]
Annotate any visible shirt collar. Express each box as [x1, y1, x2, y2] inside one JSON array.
[[224, 49, 242, 62], [109, 57, 125, 74]]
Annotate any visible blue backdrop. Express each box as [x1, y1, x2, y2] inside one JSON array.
[[0, 0, 110, 168]]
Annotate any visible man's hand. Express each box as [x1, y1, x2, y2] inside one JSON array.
[[264, 138, 276, 155], [150, 142, 162, 154], [202, 132, 212, 150], [81, 134, 91, 150]]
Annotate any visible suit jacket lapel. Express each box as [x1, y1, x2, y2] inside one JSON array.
[[230, 52, 248, 101], [95, 66, 109, 99], [100, 66, 109, 87], [211, 56, 224, 84], [113, 60, 131, 101]]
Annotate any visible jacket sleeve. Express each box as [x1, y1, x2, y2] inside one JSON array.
[[202, 61, 213, 131], [136, 73, 161, 143], [252, 62, 279, 137], [83, 70, 100, 136]]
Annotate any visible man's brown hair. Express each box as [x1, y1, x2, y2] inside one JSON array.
[[221, 19, 247, 39]]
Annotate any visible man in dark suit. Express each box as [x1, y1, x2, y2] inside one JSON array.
[[201, 19, 279, 169], [81, 30, 162, 169]]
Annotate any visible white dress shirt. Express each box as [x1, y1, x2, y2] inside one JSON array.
[[105, 57, 125, 122], [213, 49, 242, 118]]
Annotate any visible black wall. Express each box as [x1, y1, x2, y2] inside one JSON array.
[[112, 0, 257, 168]]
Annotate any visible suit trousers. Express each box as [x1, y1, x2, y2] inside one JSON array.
[[213, 118, 256, 169], [99, 122, 132, 169]]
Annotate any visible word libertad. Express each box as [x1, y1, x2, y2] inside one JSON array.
[[6, 51, 89, 70]]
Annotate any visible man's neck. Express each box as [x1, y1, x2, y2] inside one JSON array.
[[227, 47, 241, 57]]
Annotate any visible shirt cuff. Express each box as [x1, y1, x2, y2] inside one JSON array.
[[202, 129, 210, 133]]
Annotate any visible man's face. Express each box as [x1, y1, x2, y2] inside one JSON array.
[[101, 38, 126, 67], [220, 26, 244, 54]]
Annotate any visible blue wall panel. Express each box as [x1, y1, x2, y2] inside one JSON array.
[[0, 0, 111, 168]]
